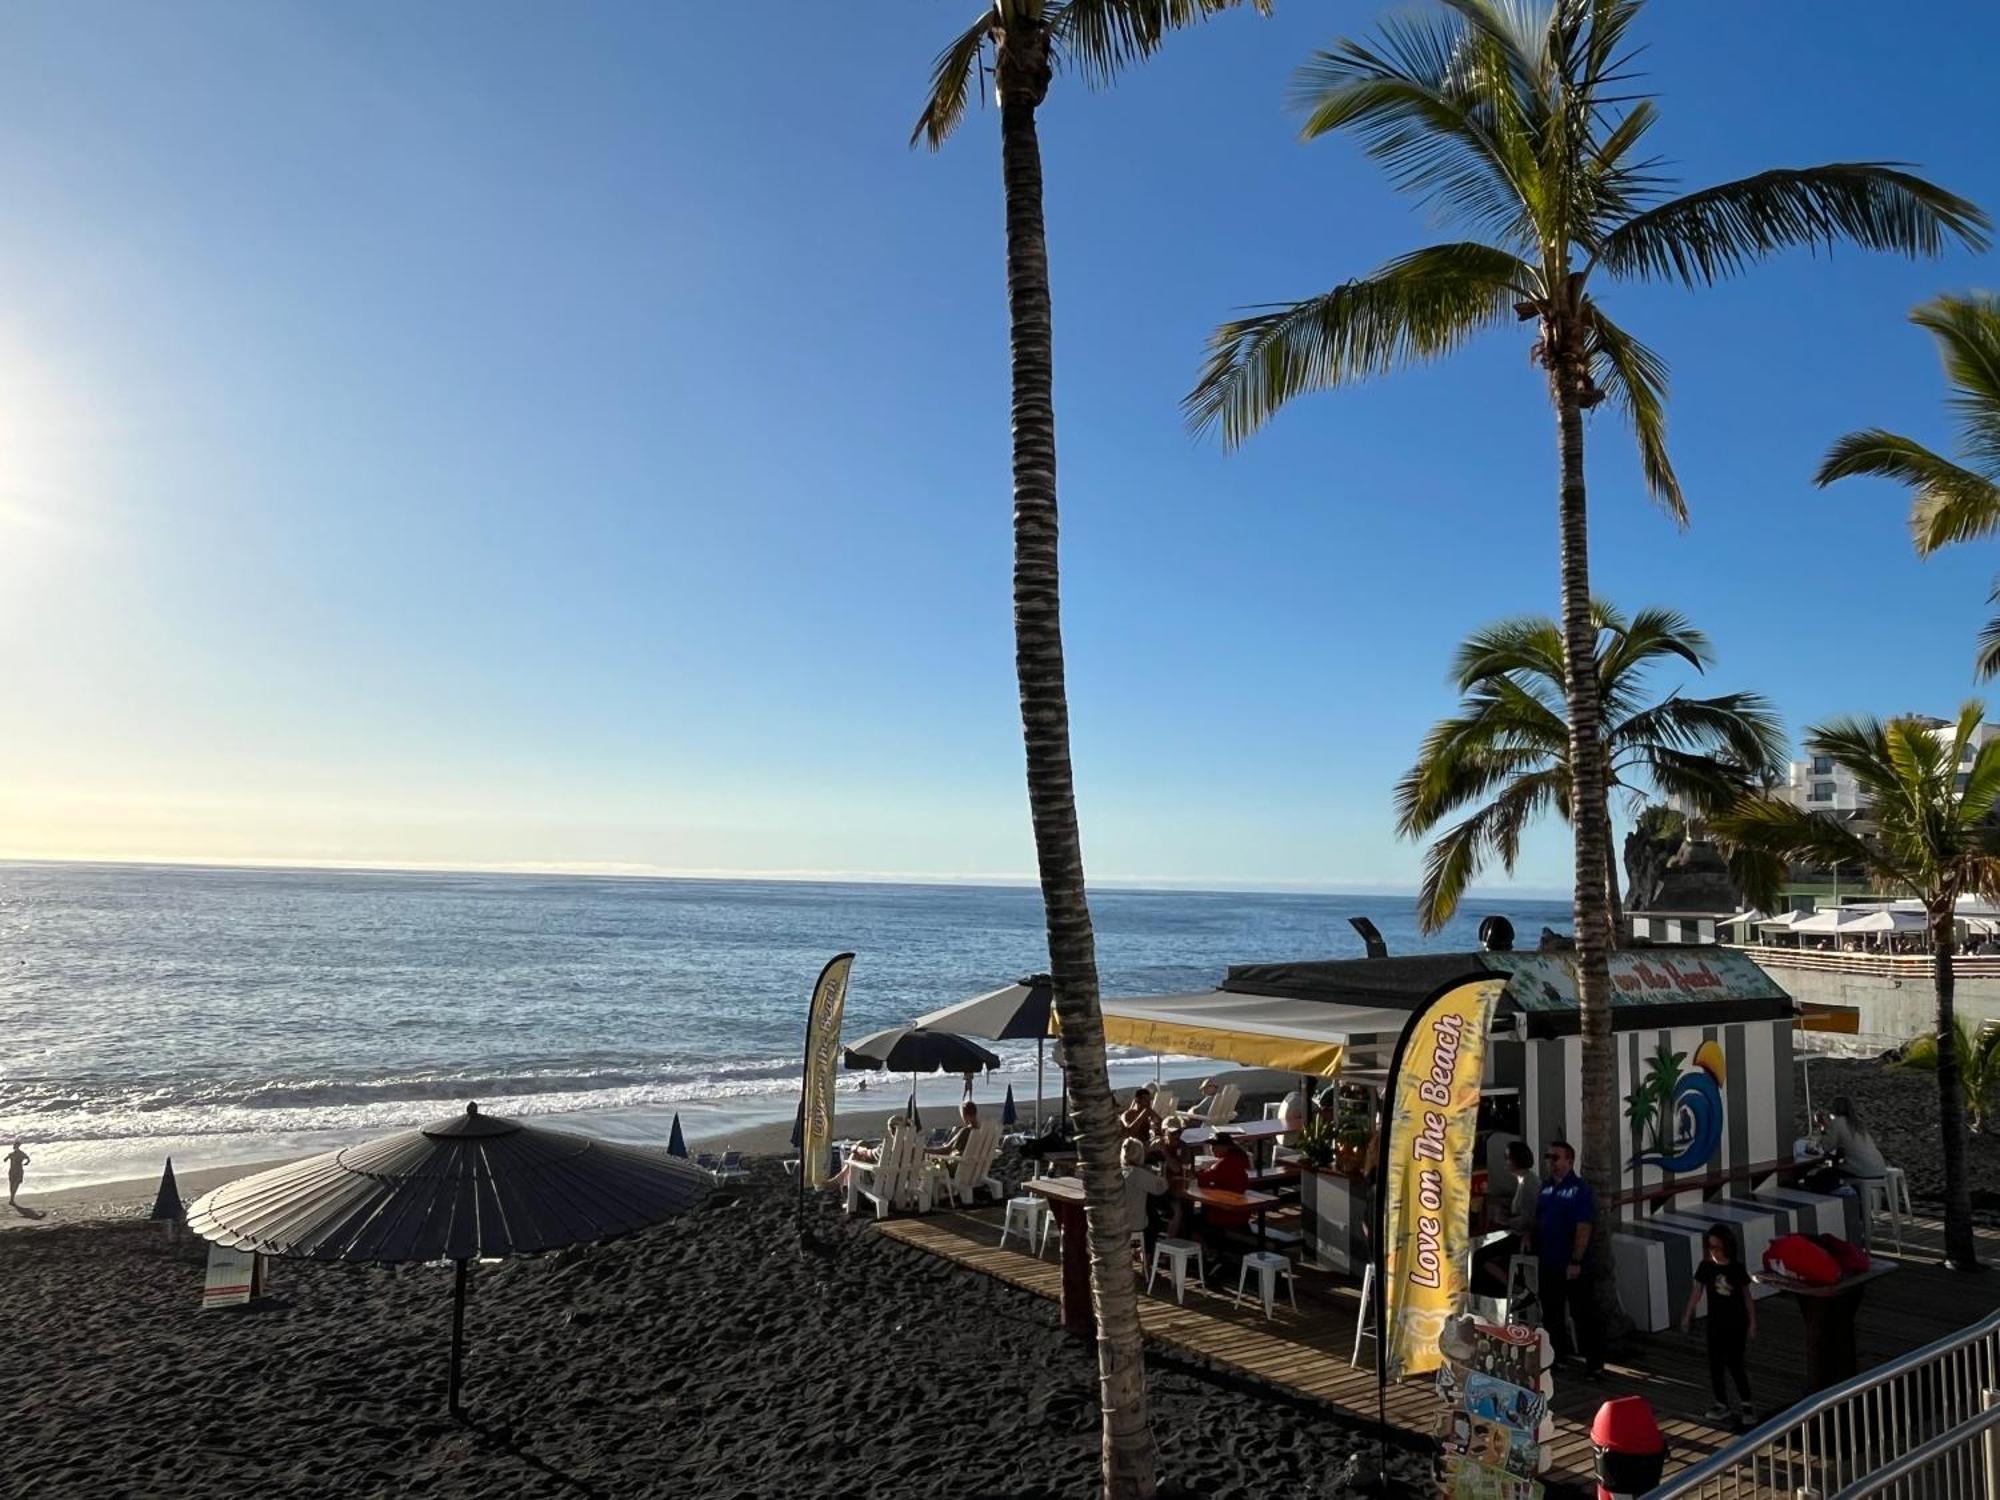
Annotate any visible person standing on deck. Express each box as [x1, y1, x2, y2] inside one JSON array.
[[6, 1141, 27, 1208], [1535, 1140, 1604, 1377]]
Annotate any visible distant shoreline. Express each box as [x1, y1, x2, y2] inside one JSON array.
[[0, 854, 1570, 903]]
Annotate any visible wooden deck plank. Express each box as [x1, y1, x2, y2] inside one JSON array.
[[877, 1204, 2000, 1494]]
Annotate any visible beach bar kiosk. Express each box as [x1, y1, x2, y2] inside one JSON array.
[[1105, 944, 1804, 1331]]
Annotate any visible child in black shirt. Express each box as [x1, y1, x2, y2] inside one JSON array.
[[1681, 1224, 1757, 1424]]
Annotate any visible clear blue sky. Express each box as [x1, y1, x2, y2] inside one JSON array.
[[1, 1, 1996, 891]]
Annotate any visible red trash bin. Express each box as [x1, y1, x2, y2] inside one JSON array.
[[1593, 1396, 1667, 1499]]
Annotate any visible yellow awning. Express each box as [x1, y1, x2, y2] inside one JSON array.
[[1050, 989, 1410, 1078]]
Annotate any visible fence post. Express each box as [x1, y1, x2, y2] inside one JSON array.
[[1983, 1389, 2000, 1499]]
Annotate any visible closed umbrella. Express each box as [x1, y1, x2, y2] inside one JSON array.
[[915, 975, 1053, 1127], [1001, 1085, 1018, 1128], [186, 1102, 710, 1417], [667, 1113, 688, 1158]]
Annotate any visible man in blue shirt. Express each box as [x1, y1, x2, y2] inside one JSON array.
[[1535, 1140, 1605, 1375]]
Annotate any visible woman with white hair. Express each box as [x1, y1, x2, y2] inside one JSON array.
[[1120, 1136, 1171, 1254]]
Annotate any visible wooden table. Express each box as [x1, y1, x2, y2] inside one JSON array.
[[1754, 1258, 1896, 1394], [1176, 1182, 1280, 1249], [1024, 1175, 1093, 1339], [1181, 1117, 1291, 1170]]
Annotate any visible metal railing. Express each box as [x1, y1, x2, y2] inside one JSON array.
[[1725, 944, 2000, 979], [1647, 1308, 2000, 1499], [1827, 1399, 2000, 1498]]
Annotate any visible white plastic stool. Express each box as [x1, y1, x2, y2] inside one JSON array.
[[1146, 1238, 1207, 1303], [1857, 1176, 1903, 1254], [1233, 1250, 1298, 1320], [1884, 1165, 1914, 1218], [1351, 1261, 1376, 1367], [999, 1196, 1049, 1256]]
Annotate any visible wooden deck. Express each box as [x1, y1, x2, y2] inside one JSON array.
[[877, 1205, 2000, 1494]]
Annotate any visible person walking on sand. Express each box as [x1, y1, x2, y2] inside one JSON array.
[[6, 1140, 27, 1208], [1681, 1224, 1757, 1425]]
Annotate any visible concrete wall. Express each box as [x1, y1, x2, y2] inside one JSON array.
[[1747, 958, 2000, 1048]]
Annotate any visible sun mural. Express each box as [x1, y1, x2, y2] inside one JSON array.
[[1625, 1038, 1726, 1172]]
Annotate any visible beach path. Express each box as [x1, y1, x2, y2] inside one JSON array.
[[882, 1204, 2000, 1493]]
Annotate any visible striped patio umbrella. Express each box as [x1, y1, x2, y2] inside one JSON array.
[[187, 1102, 710, 1416]]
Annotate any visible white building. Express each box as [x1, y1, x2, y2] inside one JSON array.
[[1776, 713, 2000, 816]]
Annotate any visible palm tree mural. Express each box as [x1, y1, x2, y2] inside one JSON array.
[[1186, 0, 1986, 1284], [1817, 293, 2000, 678], [913, 4, 1267, 1494], [1714, 704, 2000, 1269], [1397, 603, 1785, 935]]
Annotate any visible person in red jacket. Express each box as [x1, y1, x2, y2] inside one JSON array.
[[1193, 1134, 1253, 1249]]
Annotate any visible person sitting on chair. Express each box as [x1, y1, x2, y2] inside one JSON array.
[[928, 1099, 979, 1158], [1120, 1136, 1172, 1254], [1120, 1088, 1160, 1146], [1474, 1141, 1539, 1292], [1192, 1133, 1253, 1250]]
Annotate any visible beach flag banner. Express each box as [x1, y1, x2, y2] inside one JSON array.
[[1378, 976, 1503, 1383], [798, 952, 855, 1192], [201, 1244, 266, 1310]]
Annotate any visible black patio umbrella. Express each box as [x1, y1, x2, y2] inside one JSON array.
[[186, 1102, 710, 1417], [913, 974, 1054, 1126], [843, 1026, 1000, 1126]]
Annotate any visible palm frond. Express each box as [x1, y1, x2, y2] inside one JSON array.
[[912, 10, 997, 150], [1289, 13, 1538, 242], [1413, 769, 1565, 932], [1613, 692, 1786, 776], [1595, 164, 1991, 287], [1816, 429, 2000, 554], [1449, 611, 1569, 693], [1052, 0, 1270, 90], [1955, 727, 2000, 827], [1589, 308, 1686, 522], [1185, 243, 1534, 445], [1595, 603, 1709, 686], [1908, 292, 2000, 474], [1710, 796, 1893, 889], [1978, 579, 2000, 683]]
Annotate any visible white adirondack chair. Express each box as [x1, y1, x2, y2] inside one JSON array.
[[845, 1117, 929, 1219], [1168, 1083, 1240, 1131], [1152, 1090, 1178, 1119], [927, 1120, 1003, 1209]]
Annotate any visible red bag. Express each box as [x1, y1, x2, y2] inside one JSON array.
[[1814, 1233, 1869, 1274], [1764, 1232, 1841, 1285]]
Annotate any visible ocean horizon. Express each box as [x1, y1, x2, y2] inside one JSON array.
[[0, 859, 1572, 1189]]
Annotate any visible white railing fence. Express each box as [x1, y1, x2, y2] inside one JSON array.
[[1647, 1308, 2000, 1500]]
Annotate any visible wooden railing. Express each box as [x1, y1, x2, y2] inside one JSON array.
[[1722, 943, 2000, 979]]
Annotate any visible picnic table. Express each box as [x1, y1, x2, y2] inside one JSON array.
[[1024, 1175, 1094, 1339], [1754, 1257, 1896, 1393]]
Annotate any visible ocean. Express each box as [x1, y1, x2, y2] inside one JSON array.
[[0, 861, 1572, 1189]]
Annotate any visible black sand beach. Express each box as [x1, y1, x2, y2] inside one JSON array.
[[2, 1155, 1433, 1499]]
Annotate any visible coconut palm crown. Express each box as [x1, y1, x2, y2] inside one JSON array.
[[1712, 703, 2000, 1269], [1397, 602, 1785, 933], [1816, 293, 2000, 678]]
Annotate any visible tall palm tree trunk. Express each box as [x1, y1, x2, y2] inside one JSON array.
[[1602, 805, 1624, 950], [1929, 906, 1979, 1267], [996, 27, 1157, 1497], [1549, 304, 1623, 1318]]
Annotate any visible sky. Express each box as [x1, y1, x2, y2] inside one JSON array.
[[0, 1, 1997, 892]]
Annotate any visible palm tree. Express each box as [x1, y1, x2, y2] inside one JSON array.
[[1712, 703, 2000, 1269], [1816, 293, 2000, 678], [913, 4, 1266, 1494], [1397, 602, 1785, 935], [1901, 1016, 2000, 1135], [1184, 0, 1986, 1281]]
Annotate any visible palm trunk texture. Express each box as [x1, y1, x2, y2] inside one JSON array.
[[997, 27, 1158, 1497], [1548, 299, 1624, 1324], [1930, 908, 1979, 1268]]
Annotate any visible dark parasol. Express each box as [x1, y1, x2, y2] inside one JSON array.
[[186, 1102, 710, 1416]]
